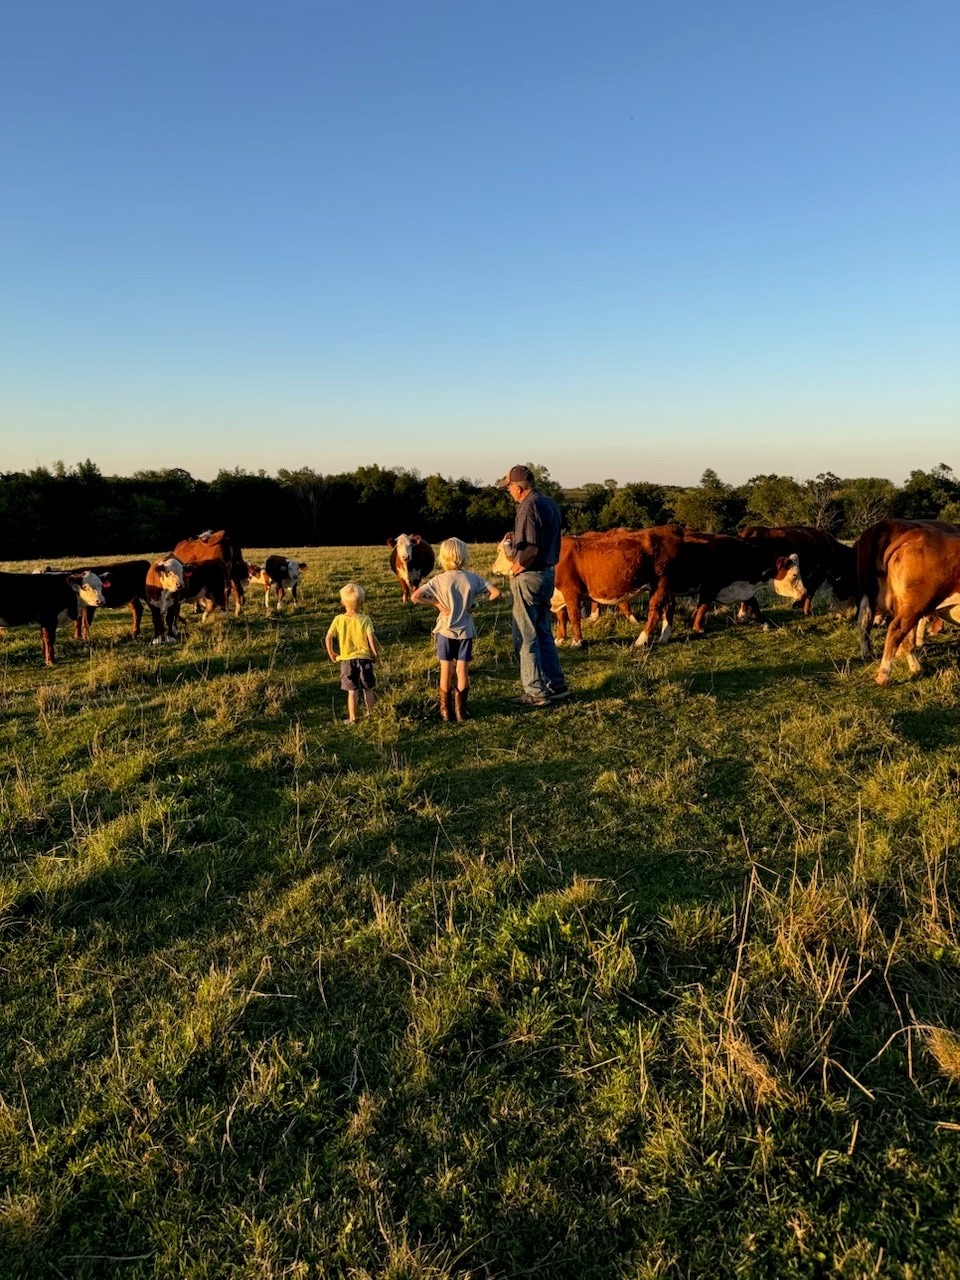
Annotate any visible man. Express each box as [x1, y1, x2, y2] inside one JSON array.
[[496, 464, 570, 706]]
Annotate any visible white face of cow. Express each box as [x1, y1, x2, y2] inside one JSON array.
[[75, 571, 106, 608], [394, 534, 415, 581], [285, 559, 301, 584], [491, 535, 517, 576], [155, 557, 185, 594], [770, 554, 805, 601]]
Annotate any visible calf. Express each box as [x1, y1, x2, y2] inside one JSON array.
[[854, 518, 960, 683], [738, 525, 856, 619], [51, 559, 150, 640], [245, 556, 308, 611], [0, 569, 105, 665], [145, 556, 187, 644], [388, 534, 435, 604], [173, 529, 244, 615]]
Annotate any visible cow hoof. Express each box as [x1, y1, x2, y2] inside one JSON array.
[[761, 622, 771, 632], [569, 640, 583, 649], [875, 670, 890, 687]]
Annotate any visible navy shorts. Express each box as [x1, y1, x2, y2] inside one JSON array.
[[340, 659, 376, 692], [436, 635, 473, 662]]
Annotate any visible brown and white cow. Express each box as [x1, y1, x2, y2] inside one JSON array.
[[145, 556, 187, 644], [494, 526, 804, 648], [854, 518, 960, 684], [738, 525, 856, 618], [172, 529, 244, 615], [387, 534, 435, 604], [245, 556, 308, 611], [492, 532, 639, 643], [0, 569, 105, 665]]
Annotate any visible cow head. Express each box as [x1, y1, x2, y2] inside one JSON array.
[[389, 534, 427, 585], [491, 534, 517, 576], [154, 557, 185, 594], [767, 553, 806, 601], [68, 570, 106, 608]]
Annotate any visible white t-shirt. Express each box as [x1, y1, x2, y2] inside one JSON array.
[[417, 569, 495, 639]]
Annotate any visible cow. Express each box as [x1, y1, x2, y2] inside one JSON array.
[[492, 532, 640, 644], [854, 518, 960, 684], [245, 556, 308, 611], [145, 556, 186, 644], [0, 569, 105, 665], [387, 534, 435, 604], [493, 527, 804, 648], [172, 529, 244, 615], [737, 525, 857, 619], [42, 559, 150, 640]]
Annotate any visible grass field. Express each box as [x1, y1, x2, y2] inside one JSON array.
[[2, 544, 959, 1279]]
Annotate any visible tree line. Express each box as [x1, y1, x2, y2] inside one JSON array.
[[1, 459, 958, 560]]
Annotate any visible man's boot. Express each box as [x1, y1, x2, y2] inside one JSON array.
[[439, 689, 451, 721], [453, 688, 468, 722]]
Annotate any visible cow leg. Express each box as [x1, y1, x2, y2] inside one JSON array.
[[149, 605, 166, 643], [857, 597, 875, 660], [554, 605, 568, 644], [737, 597, 764, 625], [276, 586, 285, 612], [130, 599, 143, 638], [877, 612, 923, 685], [638, 583, 670, 646], [233, 580, 244, 616], [618, 601, 639, 625], [691, 596, 710, 633], [40, 619, 56, 666], [567, 589, 585, 647]]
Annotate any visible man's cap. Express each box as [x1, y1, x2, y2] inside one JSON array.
[[495, 464, 535, 489]]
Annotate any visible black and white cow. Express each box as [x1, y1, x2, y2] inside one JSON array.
[[245, 556, 308, 611], [0, 569, 106, 665]]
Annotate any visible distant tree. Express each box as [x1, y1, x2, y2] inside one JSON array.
[[838, 476, 897, 537], [740, 474, 807, 527], [670, 469, 737, 533], [893, 464, 960, 521], [565, 482, 608, 533], [801, 472, 842, 529], [598, 482, 669, 530], [940, 500, 960, 525]]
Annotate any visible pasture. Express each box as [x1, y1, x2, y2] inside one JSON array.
[[1, 544, 959, 1279]]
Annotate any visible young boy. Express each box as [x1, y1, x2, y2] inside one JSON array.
[[325, 582, 379, 723], [412, 538, 500, 722]]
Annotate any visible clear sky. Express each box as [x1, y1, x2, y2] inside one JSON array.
[[2, 0, 957, 488]]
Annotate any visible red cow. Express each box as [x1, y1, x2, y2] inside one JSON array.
[[172, 530, 244, 616], [494, 527, 804, 648], [738, 525, 856, 618], [387, 534, 435, 604], [854, 518, 960, 684], [0, 569, 105, 665]]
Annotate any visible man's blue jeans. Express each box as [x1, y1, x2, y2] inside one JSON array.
[[511, 568, 566, 697]]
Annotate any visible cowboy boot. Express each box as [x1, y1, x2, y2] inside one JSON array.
[[453, 688, 469, 722], [439, 689, 452, 721]]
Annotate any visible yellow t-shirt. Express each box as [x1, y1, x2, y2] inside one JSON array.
[[327, 611, 376, 660]]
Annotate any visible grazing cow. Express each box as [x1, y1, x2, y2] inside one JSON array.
[[494, 527, 803, 648], [0, 569, 105, 665], [45, 559, 150, 640], [172, 529, 244, 615], [245, 556, 308, 611], [854, 518, 960, 684], [738, 525, 857, 619], [387, 534, 435, 604]]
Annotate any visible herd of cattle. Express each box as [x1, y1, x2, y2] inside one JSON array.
[[1, 520, 958, 686]]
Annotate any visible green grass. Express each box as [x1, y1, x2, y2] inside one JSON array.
[[1, 545, 959, 1278]]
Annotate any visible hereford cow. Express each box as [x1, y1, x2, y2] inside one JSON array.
[[387, 534, 435, 604], [172, 529, 244, 615], [738, 525, 856, 618], [492, 533, 639, 643], [854, 518, 960, 684], [494, 527, 803, 648], [145, 556, 187, 644], [245, 556, 308, 611], [47, 559, 150, 640], [0, 569, 105, 665]]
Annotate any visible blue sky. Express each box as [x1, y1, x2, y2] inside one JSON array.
[[2, 0, 957, 488]]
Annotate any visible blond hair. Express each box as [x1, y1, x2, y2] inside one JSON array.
[[339, 582, 365, 607], [438, 538, 469, 570]]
